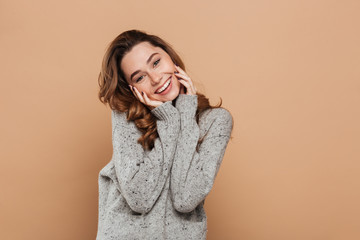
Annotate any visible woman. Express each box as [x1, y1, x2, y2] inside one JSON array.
[[96, 29, 233, 240]]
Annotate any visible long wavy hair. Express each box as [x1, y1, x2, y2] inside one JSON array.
[[98, 29, 222, 151]]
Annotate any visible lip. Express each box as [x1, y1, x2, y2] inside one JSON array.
[[155, 76, 172, 93]]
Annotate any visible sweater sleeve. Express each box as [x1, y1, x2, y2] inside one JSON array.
[[111, 100, 180, 214], [170, 94, 233, 213]]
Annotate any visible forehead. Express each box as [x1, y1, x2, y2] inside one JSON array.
[[121, 42, 163, 74]]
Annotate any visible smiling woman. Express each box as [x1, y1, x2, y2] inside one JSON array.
[[121, 41, 182, 106], [96, 29, 234, 240]]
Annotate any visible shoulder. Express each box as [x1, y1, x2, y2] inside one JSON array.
[[111, 109, 127, 124], [200, 107, 233, 135], [111, 110, 135, 130], [201, 107, 233, 124]]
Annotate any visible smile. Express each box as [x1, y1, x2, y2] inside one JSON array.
[[155, 77, 171, 94]]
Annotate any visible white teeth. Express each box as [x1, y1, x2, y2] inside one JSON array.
[[156, 79, 171, 93]]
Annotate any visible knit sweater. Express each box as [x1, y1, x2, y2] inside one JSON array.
[[96, 94, 233, 240]]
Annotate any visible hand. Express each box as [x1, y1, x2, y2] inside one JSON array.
[[174, 65, 197, 95], [128, 85, 163, 110]]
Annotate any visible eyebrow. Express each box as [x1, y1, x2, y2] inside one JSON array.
[[130, 52, 159, 81]]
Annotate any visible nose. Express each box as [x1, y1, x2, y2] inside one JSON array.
[[148, 70, 162, 85]]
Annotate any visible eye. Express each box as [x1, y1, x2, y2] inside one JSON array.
[[153, 59, 160, 67], [136, 75, 144, 83]]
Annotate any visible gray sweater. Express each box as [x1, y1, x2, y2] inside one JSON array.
[[96, 94, 233, 240]]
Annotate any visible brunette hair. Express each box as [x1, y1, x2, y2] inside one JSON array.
[[98, 29, 222, 151]]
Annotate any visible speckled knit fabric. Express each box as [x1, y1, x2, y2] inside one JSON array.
[[96, 94, 233, 240]]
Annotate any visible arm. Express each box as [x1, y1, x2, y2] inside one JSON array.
[[170, 94, 233, 213], [111, 101, 180, 214]]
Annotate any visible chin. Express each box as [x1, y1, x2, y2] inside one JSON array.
[[166, 92, 179, 102]]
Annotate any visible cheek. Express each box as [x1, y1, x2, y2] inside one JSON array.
[[163, 58, 176, 71], [173, 75, 181, 88], [134, 84, 147, 94]]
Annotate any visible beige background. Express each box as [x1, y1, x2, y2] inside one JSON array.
[[1, 0, 360, 239]]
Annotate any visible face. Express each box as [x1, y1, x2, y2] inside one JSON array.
[[121, 41, 181, 103]]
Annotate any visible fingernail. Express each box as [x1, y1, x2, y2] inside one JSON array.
[[141, 91, 144, 95]]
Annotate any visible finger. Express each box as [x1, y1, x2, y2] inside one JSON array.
[[180, 79, 197, 95], [174, 72, 191, 82], [142, 91, 162, 108], [141, 90, 150, 105], [133, 86, 146, 103], [174, 72, 195, 90], [175, 73, 196, 93], [173, 66, 197, 95], [174, 65, 187, 75], [129, 85, 138, 99], [174, 66, 188, 79], [133, 88, 142, 101], [178, 79, 191, 92], [179, 84, 185, 94]]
